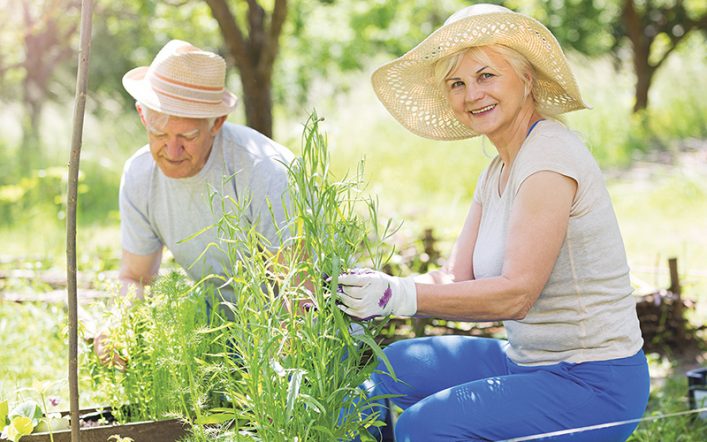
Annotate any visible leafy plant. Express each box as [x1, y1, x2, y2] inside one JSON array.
[[0, 395, 68, 442], [628, 372, 707, 441], [86, 271, 216, 424], [185, 113, 398, 440]]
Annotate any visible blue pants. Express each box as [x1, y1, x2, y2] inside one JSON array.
[[369, 336, 649, 441]]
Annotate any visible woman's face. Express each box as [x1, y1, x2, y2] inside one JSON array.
[[444, 48, 531, 143]]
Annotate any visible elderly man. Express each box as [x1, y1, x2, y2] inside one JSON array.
[[117, 39, 293, 299], [94, 41, 294, 365]]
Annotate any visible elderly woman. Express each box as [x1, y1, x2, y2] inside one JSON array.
[[338, 4, 649, 441]]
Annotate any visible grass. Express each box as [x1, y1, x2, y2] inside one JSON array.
[[629, 363, 707, 441], [611, 164, 707, 315]]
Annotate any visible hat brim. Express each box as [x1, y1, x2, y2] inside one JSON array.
[[122, 66, 238, 119], [372, 11, 589, 141]]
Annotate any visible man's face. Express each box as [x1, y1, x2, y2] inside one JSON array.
[[141, 111, 223, 179]]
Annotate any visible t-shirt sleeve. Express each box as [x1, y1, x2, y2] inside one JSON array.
[[119, 157, 163, 255], [510, 130, 595, 217]]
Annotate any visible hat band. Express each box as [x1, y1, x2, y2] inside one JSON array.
[[148, 71, 225, 105]]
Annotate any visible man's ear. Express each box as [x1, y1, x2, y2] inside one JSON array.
[[135, 102, 148, 127], [210, 115, 228, 135]]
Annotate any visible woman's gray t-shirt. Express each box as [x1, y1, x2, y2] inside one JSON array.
[[472, 120, 643, 366]]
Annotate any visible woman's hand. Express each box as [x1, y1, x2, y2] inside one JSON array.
[[337, 269, 417, 319]]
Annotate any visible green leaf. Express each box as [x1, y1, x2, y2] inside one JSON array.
[[9, 401, 43, 426], [285, 369, 305, 421], [194, 412, 236, 425], [35, 416, 70, 433], [352, 333, 397, 382], [6, 416, 35, 441], [0, 400, 8, 426]]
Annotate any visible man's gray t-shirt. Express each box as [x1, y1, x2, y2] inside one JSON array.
[[119, 122, 294, 292]]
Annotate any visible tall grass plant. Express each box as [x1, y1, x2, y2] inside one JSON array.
[[188, 114, 396, 440]]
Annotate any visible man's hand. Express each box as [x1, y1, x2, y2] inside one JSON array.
[[93, 331, 127, 370], [337, 269, 417, 319]]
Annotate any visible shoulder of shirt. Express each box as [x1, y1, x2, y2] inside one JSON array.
[[123, 145, 155, 177], [219, 122, 295, 164], [523, 120, 593, 160], [532, 120, 586, 149]]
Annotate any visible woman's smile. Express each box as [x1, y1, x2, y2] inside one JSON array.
[[470, 104, 497, 115]]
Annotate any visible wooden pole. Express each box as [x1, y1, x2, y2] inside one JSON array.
[[668, 257, 681, 297], [667, 257, 684, 345], [67, 1, 93, 440]]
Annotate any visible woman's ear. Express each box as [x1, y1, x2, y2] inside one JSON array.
[[523, 73, 533, 98]]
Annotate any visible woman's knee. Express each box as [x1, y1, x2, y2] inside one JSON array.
[[394, 406, 431, 442], [394, 403, 485, 442]]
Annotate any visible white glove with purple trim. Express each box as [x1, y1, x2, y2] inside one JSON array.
[[337, 269, 417, 319]]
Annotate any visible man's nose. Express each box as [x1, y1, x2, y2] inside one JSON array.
[[164, 137, 183, 157]]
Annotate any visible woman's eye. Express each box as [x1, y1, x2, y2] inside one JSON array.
[[449, 80, 464, 89], [479, 72, 494, 80]]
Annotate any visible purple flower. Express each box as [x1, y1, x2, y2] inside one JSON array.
[[378, 286, 392, 308], [49, 396, 60, 407]]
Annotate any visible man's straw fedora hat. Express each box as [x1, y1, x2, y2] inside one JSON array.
[[123, 40, 238, 119], [371, 3, 589, 140]]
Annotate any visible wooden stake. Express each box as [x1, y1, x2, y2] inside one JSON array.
[[67, 1, 93, 441], [668, 257, 681, 297]]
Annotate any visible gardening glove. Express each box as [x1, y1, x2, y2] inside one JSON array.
[[337, 269, 417, 320]]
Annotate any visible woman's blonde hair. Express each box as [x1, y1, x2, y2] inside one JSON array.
[[433, 45, 560, 121]]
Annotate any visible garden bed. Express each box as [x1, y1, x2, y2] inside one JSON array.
[[19, 408, 187, 442]]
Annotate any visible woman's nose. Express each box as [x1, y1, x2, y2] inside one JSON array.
[[465, 83, 484, 102]]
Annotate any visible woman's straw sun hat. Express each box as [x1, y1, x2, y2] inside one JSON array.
[[123, 40, 238, 119], [371, 3, 589, 140]]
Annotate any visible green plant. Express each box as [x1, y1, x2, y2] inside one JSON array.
[[0, 382, 69, 442], [86, 271, 216, 424], [0, 400, 37, 442], [628, 373, 707, 441], [187, 113, 398, 440]]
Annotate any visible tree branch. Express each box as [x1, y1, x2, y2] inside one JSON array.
[[204, 0, 249, 69], [245, 0, 266, 63], [265, 0, 288, 68], [622, 0, 644, 53], [653, 15, 704, 71]]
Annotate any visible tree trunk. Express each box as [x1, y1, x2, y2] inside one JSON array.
[[633, 62, 655, 113], [17, 0, 78, 171], [621, 0, 706, 113], [205, 0, 288, 139], [622, 0, 654, 113], [19, 97, 41, 172], [240, 70, 273, 137]]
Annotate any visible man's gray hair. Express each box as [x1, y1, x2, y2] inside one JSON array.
[[137, 102, 217, 130]]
